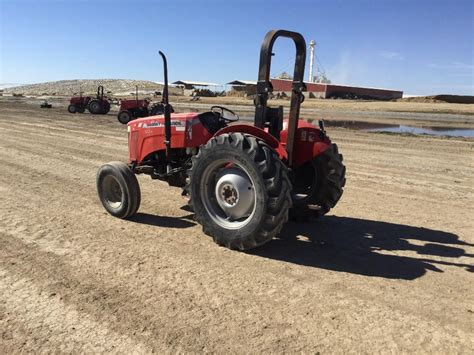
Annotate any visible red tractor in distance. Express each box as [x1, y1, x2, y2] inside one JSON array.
[[88, 85, 111, 114], [68, 90, 90, 114], [68, 85, 110, 115], [97, 30, 346, 250], [117, 87, 150, 124], [117, 86, 172, 124]]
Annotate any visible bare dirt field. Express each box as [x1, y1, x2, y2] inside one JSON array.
[[1, 98, 473, 352]]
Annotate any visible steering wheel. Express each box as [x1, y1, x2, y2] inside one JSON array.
[[211, 105, 239, 123]]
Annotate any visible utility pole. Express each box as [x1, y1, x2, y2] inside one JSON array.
[[308, 40, 316, 83]]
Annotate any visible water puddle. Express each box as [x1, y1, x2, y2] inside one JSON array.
[[194, 111, 474, 138], [323, 120, 474, 138]]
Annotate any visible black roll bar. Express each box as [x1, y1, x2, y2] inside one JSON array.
[[97, 85, 104, 99], [254, 29, 307, 166]]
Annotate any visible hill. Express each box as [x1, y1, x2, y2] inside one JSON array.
[[3, 79, 163, 96]]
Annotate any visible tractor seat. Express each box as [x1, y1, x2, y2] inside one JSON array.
[[198, 112, 226, 134]]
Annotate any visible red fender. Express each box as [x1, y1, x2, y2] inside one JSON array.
[[214, 124, 288, 161]]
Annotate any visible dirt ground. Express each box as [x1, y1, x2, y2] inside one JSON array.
[[0, 98, 473, 352]]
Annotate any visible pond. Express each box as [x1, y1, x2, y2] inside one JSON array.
[[366, 125, 474, 138]]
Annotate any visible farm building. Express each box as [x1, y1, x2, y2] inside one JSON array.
[[226, 80, 257, 97], [227, 79, 403, 100], [172, 80, 220, 96]]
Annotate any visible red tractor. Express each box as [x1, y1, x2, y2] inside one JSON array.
[[97, 30, 346, 250], [68, 86, 110, 115], [67, 90, 90, 114], [87, 85, 111, 115], [117, 90, 150, 124], [117, 86, 173, 124]]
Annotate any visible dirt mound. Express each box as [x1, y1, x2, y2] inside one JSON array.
[[4, 79, 164, 96]]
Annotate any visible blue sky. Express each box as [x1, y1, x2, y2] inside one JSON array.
[[0, 0, 473, 95]]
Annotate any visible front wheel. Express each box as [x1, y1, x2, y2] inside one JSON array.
[[67, 104, 76, 113], [117, 110, 132, 124], [188, 133, 292, 250], [96, 161, 141, 219]]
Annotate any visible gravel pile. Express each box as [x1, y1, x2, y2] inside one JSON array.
[[4, 79, 164, 96]]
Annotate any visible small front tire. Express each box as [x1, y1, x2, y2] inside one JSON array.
[[117, 110, 132, 124], [96, 161, 141, 219], [68, 104, 77, 113]]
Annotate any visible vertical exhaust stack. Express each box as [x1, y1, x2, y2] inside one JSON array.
[[159, 51, 172, 160], [135, 85, 139, 105]]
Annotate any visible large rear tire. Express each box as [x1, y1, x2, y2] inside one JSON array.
[[188, 133, 292, 250], [67, 104, 77, 113], [96, 161, 141, 219], [100, 100, 111, 114], [88, 99, 101, 114], [290, 143, 345, 220]]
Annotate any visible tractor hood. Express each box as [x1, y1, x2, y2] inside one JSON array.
[[127, 112, 200, 129]]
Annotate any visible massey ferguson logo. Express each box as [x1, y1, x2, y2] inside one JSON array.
[[142, 121, 185, 128]]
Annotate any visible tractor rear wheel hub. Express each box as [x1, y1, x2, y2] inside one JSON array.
[[214, 167, 255, 221]]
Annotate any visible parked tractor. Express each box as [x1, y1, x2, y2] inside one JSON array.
[[117, 87, 150, 124], [117, 86, 174, 124], [88, 85, 111, 115], [68, 90, 90, 114], [68, 85, 110, 115], [97, 30, 346, 250]]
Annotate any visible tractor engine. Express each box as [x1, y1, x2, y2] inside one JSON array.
[[128, 111, 228, 187]]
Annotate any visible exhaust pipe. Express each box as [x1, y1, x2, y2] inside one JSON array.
[[159, 51, 172, 161]]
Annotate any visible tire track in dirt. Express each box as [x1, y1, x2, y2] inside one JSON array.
[[1, 100, 474, 352], [0, 268, 150, 353], [2, 178, 472, 352], [1, 229, 472, 353]]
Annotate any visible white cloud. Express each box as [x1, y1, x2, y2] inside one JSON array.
[[377, 50, 405, 60]]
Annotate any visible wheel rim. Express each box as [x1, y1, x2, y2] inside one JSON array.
[[103, 175, 123, 209], [200, 160, 256, 229], [90, 102, 100, 112]]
